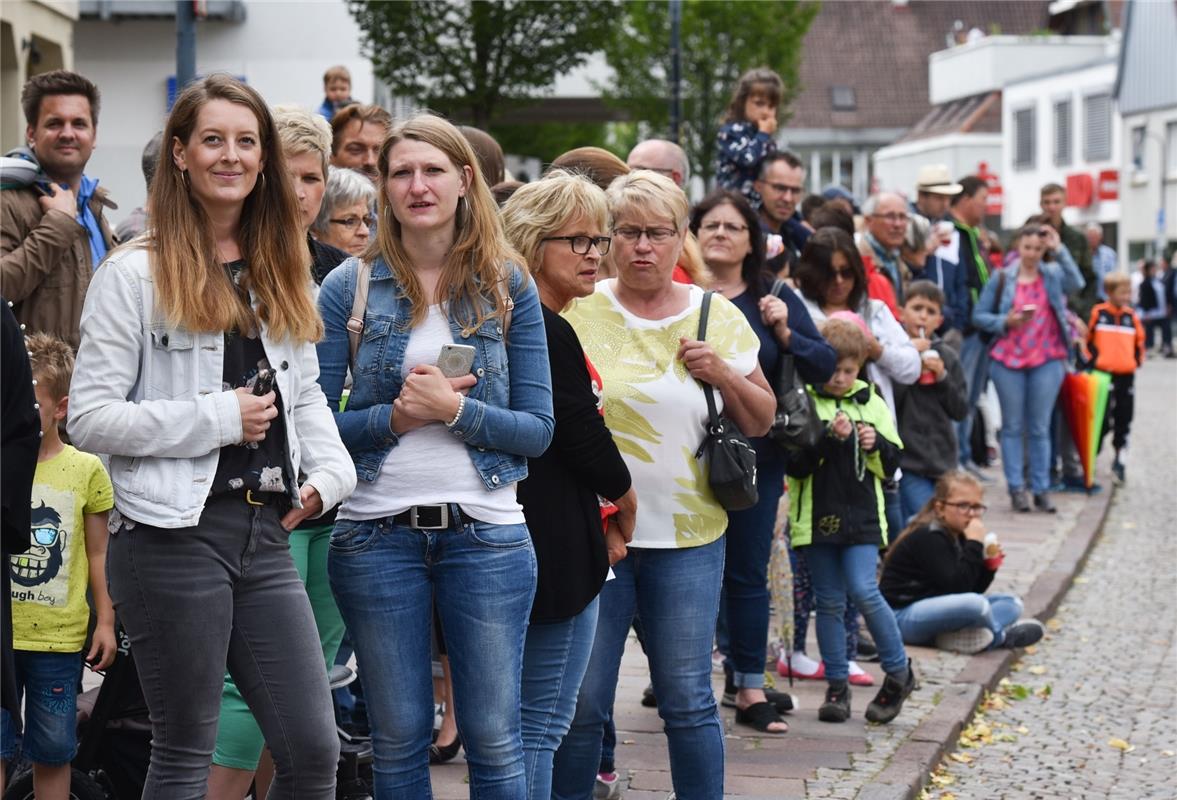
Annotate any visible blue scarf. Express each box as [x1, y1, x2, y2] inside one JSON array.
[[866, 231, 902, 302], [74, 175, 107, 269]]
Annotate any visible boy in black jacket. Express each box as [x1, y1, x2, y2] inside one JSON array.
[[894, 281, 969, 523]]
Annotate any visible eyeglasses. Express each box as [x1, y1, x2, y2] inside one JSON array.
[[32, 526, 60, 547], [871, 212, 910, 224], [630, 165, 676, 177], [699, 221, 748, 234], [759, 181, 804, 196], [541, 235, 612, 256], [613, 226, 679, 244], [830, 268, 855, 282], [329, 214, 375, 230], [941, 501, 988, 514]]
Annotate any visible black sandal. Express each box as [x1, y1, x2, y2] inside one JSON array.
[[734, 701, 789, 734], [429, 732, 462, 764]]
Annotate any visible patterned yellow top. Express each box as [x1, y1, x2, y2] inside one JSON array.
[[565, 281, 760, 548]]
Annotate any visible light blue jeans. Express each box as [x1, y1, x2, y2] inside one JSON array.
[[894, 593, 1023, 648], [899, 472, 937, 525], [328, 512, 537, 799], [551, 538, 726, 800], [988, 359, 1066, 494], [522, 597, 600, 800], [804, 543, 908, 681]]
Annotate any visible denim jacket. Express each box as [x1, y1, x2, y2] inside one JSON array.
[[971, 244, 1086, 349], [68, 246, 357, 529], [315, 256, 554, 490]]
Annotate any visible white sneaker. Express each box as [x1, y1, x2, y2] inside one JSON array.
[[935, 625, 995, 654]]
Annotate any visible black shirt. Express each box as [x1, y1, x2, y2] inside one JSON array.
[[209, 261, 290, 498], [516, 306, 632, 623], [879, 523, 995, 609]]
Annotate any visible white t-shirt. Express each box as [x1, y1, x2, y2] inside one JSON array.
[[564, 281, 760, 549], [339, 305, 524, 524]]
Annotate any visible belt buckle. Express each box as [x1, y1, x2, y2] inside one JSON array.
[[245, 490, 265, 506], [409, 504, 449, 530]]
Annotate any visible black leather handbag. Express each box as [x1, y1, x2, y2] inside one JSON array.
[[694, 291, 759, 511], [766, 281, 823, 451]]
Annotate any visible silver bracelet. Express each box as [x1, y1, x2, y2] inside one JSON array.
[[445, 394, 465, 429]]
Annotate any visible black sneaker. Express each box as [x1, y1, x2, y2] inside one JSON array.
[[865, 660, 915, 724], [818, 682, 851, 723], [1112, 460, 1125, 485], [1001, 619, 1045, 649], [641, 682, 657, 708], [1010, 490, 1031, 513], [1033, 493, 1057, 513], [856, 634, 879, 662]]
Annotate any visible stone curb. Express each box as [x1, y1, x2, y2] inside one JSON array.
[[859, 481, 1116, 800]]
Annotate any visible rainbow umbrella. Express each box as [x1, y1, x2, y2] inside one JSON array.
[[1058, 370, 1111, 490]]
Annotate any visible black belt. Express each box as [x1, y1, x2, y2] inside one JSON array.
[[391, 504, 474, 530], [213, 489, 286, 507]]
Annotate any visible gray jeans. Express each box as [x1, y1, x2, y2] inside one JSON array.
[[107, 494, 338, 799]]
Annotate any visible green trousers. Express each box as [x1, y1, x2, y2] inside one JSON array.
[[212, 524, 345, 770]]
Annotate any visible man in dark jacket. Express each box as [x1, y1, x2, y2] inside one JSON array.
[[755, 151, 811, 275], [1040, 182, 1095, 318], [0, 70, 116, 349]]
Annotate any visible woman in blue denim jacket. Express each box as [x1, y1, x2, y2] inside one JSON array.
[[972, 223, 1084, 513], [315, 114, 553, 800]]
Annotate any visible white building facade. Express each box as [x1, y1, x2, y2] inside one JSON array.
[[74, 0, 374, 228]]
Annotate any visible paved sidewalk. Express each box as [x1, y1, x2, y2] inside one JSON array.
[[430, 427, 1117, 799]]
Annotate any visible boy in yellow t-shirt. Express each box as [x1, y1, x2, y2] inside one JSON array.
[[1, 333, 114, 796]]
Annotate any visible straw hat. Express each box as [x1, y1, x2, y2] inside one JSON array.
[[915, 164, 963, 196]]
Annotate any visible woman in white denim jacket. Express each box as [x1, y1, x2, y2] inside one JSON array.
[[68, 75, 355, 800]]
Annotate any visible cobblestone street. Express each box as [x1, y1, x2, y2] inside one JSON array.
[[931, 359, 1177, 800]]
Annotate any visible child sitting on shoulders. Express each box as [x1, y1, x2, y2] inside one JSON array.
[[318, 64, 356, 121], [786, 318, 914, 725], [1, 333, 115, 795], [715, 67, 782, 208], [893, 281, 969, 523]]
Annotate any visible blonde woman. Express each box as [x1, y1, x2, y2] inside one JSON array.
[[207, 104, 349, 800], [553, 171, 775, 800], [315, 114, 553, 798], [68, 74, 355, 799], [501, 171, 636, 800]]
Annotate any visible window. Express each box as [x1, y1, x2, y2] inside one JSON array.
[[1013, 107, 1036, 170], [1053, 100, 1072, 166], [1084, 92, 1112, 161], [1131, 125, 1146, 171], [830, 86, 856, 111]]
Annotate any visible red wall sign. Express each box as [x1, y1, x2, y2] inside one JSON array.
[[1097, 169, 1119, 201], [1066, 173, 1094, 207], [977, 161, 1002, 215]]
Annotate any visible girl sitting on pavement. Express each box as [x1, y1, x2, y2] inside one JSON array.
[[879, 471, 1046, 653]]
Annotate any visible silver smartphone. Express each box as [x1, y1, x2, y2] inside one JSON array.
[[437, 343, 476, 377]]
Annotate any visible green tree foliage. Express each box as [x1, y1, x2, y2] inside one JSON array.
[[349, 0, 619, 129], [602, 0, 819, 185]]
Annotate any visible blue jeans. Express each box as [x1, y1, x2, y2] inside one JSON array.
[[898, 473, 937, 525], [804, 544, 907, 681], [328, 513, 537, 799], [522, 597, 599, 800], [0, 650, 83, 765], [894, 593, 1023, 648], [957, 332, 990, 465], [723, 460, 786, 688], [989, 359, 1066, 494], [552, 538, 725, 800]]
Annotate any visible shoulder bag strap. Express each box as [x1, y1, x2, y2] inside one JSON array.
[[769, 278, 798, 386], [346, 260, 371, 369], [698, 290, 721, 430]]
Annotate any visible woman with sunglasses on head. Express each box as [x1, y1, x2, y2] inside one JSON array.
[[68, 74, 356, 798], [879, 471, 1045, 654], [688, 189, 835, 735], [501, 170, 637, 800], [315, 113, 553, 799], [311, 165, 377, 257], [553, 171, 775, 800]]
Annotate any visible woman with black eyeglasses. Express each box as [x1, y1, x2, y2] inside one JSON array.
[[311, 165, 376, 256], [879, 471, 1045, 654], [501, 170, 637, 800]]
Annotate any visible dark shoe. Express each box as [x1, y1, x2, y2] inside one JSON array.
[[1033, 493, 1057, 513], [818, 682, 851, 723], [722, 686, 798, 714], [865, 660, 915, 724], [1010, 490, 1031, 513], [856, 633, 879, 662], [734, 701, 789, 734], [1001, 619, 1045, 648], [641, 682, 657, 708], [1112, 460, 1125, 485], [429, 731, 461, 764]]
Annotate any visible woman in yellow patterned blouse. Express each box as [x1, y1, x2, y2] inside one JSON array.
[[553, 170, 775, 799]]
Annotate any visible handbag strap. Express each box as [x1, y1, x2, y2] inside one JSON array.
[[346, 260, 372, 369], [769, 278, 799, 385], [698, 291, 721, 431]]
